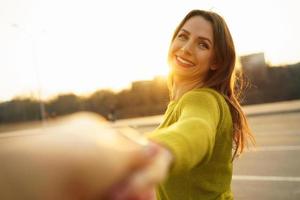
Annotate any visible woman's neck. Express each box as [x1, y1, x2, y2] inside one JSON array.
[[171, 78, 203, 101]]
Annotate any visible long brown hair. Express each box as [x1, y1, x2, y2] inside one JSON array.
[[169, 10, 255, 158]]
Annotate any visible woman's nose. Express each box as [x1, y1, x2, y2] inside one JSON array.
[[180, 41, 193, 54]]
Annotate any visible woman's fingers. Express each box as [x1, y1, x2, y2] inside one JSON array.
[[133, 187, 156, 200], [130, 142, 161, 170], [107, 185, 156, 200], [128, 144, 173, 190], [106, 143, 172, 200], [103, 142, 159, 200]]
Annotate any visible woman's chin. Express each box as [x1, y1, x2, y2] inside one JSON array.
[[172, 71, 193, 81], [172, 66, 192, 76]]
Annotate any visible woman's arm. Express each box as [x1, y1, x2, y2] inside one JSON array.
[[148, 90, 221, 175]]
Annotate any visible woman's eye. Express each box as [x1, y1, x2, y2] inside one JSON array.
[[198, 42, 209, 49], [177, 34, 188, 40]]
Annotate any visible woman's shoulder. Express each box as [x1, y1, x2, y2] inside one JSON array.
[[180, 87, 226, 105], [178, 87, 230, 117]]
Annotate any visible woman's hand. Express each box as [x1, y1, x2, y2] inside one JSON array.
[[106, 142, 174, 200]]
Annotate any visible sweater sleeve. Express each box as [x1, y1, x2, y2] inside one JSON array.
[[147, 90, 221, 175]]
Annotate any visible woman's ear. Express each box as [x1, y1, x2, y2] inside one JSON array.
[[210, 65, 218, 70], [210, 57, 218, 70]]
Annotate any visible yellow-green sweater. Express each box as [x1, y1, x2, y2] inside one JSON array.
[[147, 88, 234, 200]]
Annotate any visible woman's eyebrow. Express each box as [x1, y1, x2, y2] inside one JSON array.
[[180, 28, 213, 46], [180, 29, 190, 35]]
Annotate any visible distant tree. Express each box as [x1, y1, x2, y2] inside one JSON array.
[[46, 94, 82, 116], [2, 62, 300, 124], [86, 90, 116, 120], [0, 98, 40, 123]]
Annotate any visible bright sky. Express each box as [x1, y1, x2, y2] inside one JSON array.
[[1, 0, 299, 101]]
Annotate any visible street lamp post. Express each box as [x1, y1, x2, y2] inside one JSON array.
[[12, 24, 46, 123]]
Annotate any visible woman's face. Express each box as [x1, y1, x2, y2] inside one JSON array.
[[168, 16, 216, 83]]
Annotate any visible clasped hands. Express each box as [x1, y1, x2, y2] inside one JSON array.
[[0, 124, 173, 200]]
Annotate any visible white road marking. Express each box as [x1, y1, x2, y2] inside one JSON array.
[[249, 145, 300, 152], [233, 175, 300, 182]]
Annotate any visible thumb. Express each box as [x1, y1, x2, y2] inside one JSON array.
[[129, 142, 160, 171], [116, 127, 159, 170]]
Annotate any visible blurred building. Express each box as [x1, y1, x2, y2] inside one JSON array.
[[239, 52, 300, 104], [240, 52, 268, 83]]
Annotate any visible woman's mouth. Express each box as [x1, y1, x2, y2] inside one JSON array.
[[175, 56, 195, 68]]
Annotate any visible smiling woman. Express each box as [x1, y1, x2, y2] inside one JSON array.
[[139, 9, 255, 200], [168, 15, 216, 90]]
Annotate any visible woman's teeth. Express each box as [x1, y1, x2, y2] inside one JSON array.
[[176, 56, 195, 66]]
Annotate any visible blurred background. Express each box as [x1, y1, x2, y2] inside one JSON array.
[[0, 0, 300, 199], [0, 0, 300, 124]]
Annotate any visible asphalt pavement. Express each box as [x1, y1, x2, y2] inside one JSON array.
[[116, 100, 300, 200], [1, 100, 300, 199]]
